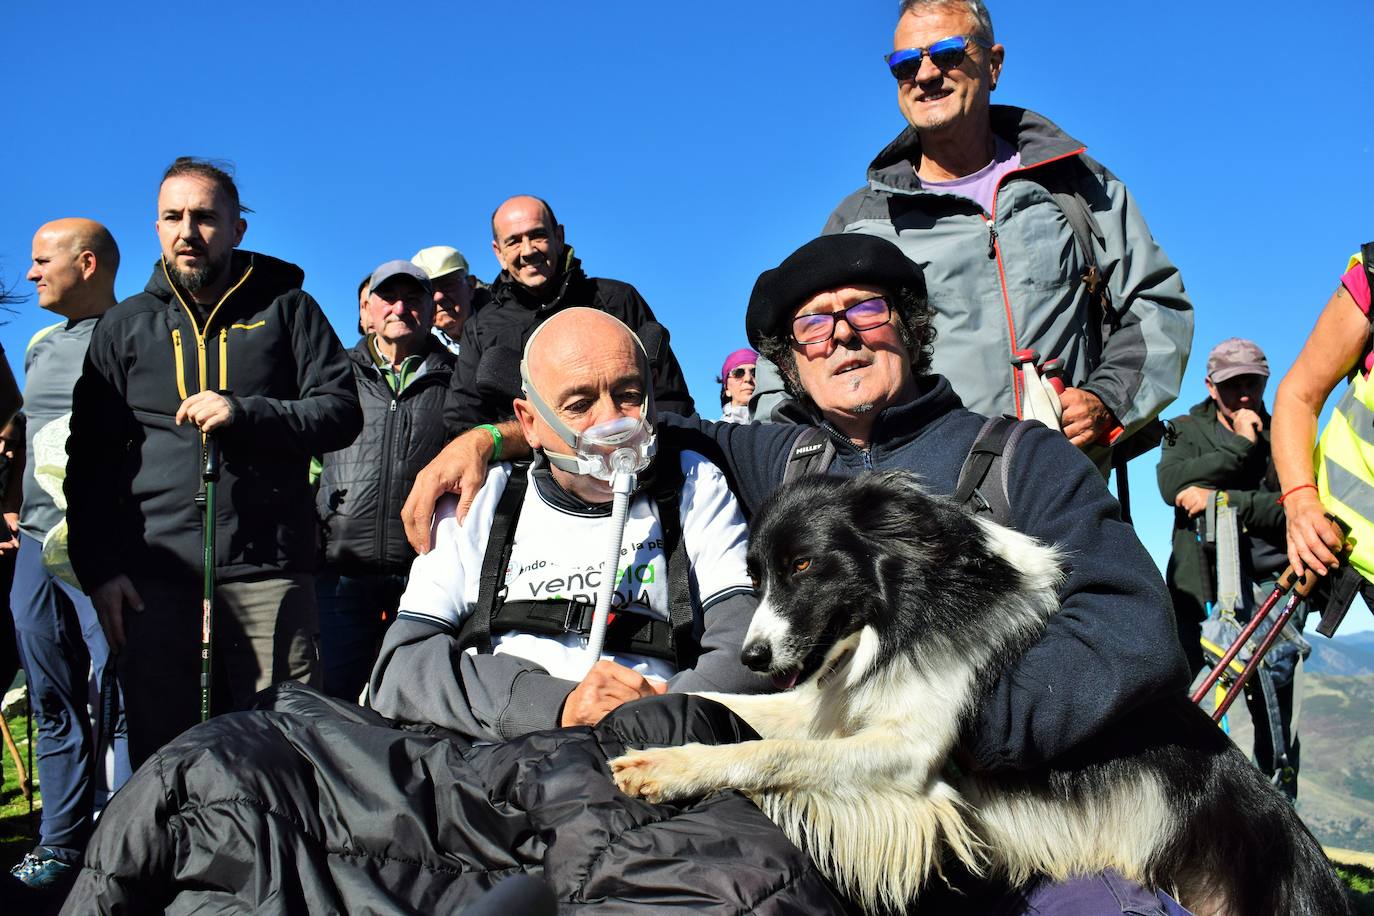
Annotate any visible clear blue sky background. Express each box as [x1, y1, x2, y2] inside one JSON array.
[[2, 1, 1371, 623]]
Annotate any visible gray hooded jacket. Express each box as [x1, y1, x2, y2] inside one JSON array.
[[754, 106, 1193, 452]]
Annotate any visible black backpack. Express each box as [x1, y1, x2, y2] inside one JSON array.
[[781, 416, 1031, 527]]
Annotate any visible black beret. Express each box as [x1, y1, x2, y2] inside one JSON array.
[[745, 234, 926, 348]]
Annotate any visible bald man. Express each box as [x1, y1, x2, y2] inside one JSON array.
[[371, 308, 763, 742], [442, 195, 695, 441], [9, 218, 130, 890]]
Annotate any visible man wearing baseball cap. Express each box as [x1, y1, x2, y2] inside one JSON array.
[[404, 232, 1190, 912], [412, 246, 476, 357], [314, 260, 457, 701], [1157, 338, 1303, 796]]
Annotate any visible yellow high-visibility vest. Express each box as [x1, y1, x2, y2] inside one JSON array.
[[1315, 250, 1374, 581]]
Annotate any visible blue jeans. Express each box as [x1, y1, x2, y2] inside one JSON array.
[[315, 572, 405, 701], [10, 533, 130, 858]]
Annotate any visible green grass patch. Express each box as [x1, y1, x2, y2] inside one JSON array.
[[0, 709, 39, 869]]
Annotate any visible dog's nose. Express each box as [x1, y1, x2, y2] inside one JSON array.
[[741, 640, 772, 672]]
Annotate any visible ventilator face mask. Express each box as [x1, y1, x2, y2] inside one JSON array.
[[519, 354, 656, 483], [536, 409, 657, 481]]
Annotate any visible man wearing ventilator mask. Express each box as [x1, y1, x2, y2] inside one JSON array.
[[369, 308, 765, 741]]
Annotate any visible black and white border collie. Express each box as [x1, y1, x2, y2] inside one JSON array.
[[611, 471, 1350, 915]]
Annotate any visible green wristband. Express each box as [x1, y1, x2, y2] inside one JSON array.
[[476, 423, 503, 461]]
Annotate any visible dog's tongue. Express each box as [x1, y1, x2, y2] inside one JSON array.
[[771, 670, 800, 691]]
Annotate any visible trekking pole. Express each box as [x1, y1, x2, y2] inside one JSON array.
[[0, 711, 30, 803], [1213, 569, 1318, 722], [197, 435, 220, 723], [1190, 566, 1302, 705]]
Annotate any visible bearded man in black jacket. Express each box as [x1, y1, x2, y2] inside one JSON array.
[[66, 158, 362, 768], [443, 195, 695, 442]]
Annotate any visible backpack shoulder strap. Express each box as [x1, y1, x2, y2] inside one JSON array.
[[952, 416, 1031, 527], [782, 426, 837, 484], [1029, 160, 1117, 325], [460, 462, 530, 653]]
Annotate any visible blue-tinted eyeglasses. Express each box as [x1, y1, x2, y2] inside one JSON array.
[[885, 35, 990, 81]]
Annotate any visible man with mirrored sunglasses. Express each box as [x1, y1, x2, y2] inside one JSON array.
[[753, 0, 1193, 480]]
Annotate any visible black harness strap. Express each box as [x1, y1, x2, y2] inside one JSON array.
[[493, 599, 677, 662], [461, 462, 531, 653], [463, 447, 700, 666]]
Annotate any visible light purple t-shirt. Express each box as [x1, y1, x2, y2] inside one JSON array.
[[917, 134, 1021, 215]]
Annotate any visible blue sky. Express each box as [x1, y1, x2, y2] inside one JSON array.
[[2, 1, 1372, 625]]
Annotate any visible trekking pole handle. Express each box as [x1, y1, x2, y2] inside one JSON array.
[[202, 435, 220, 483], [1277, 565, 1318, 597]]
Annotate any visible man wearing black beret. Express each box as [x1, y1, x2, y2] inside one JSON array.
[[402, 233, 1190, 911]]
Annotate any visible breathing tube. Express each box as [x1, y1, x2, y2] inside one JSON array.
[[520, 316, 657, 675]]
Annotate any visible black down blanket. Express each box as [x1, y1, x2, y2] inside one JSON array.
[[60, 684, 850, 914]]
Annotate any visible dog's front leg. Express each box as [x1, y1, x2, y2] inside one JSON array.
[[691, 687, 817, 739], [610, 728, 919, 804]]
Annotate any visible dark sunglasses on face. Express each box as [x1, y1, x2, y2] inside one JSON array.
[[885, 35, 990, 81], [792, 298, 893, 345], [728, 366, 756, 381]]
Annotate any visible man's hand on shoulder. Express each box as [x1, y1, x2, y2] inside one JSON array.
[[560, 660, 667, 727], [403, 420, 526, 553], [176, 391, 234, 433], [1059, 387, 1117, 449], [90, 574, 144, 653]]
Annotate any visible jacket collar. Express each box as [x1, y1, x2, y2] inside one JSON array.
[[866, 105, 1087, 195], [813, 373, 964, 455], [143, 250, 306, 320], [490, 249, 587, 314]]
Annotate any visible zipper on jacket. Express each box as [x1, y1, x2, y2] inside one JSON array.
[[218, 329, 229, 390], [983, 147, 1090, 422], [171, 329, 189, 401], [160, 259, 253, 396], [374, 384, 400, 566]]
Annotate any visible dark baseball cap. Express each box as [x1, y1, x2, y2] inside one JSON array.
[[1206, 338, 1269, 383], [369, 259, 433, 295], [745, 234, 925, 348]]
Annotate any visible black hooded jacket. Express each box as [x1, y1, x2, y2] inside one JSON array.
[[67, 251, 362, 589], [444, 253, 696, 433]]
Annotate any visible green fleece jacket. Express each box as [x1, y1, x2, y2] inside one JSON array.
[[1156, 397, 1285, 626]]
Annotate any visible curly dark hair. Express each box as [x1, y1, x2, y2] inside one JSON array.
[[754, 284, 935, 412]]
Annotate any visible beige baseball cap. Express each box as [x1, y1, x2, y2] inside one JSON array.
[[411, 246, 469, 280]]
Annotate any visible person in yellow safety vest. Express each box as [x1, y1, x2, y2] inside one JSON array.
[[1274, 245, 1374, 583]]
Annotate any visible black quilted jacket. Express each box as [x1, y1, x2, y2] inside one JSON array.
[[316, 337, 455, 574], [60, 685, 849, 914]]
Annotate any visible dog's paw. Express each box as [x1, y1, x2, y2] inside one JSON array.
[[609, 746, 707, 804]]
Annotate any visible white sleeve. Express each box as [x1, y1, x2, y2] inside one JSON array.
[[678, 450, 754, 610], [396, 463, 512, 631]]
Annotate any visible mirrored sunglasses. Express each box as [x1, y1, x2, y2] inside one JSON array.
[[885, 35, 989, 81], [791, 298, 892, 345], [728, 366, 757, 380]]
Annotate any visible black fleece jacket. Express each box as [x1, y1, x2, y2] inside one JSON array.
[[661, 374, 1189, 772], [445, 254, 695, 433], [67, 251, 362, 589]]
